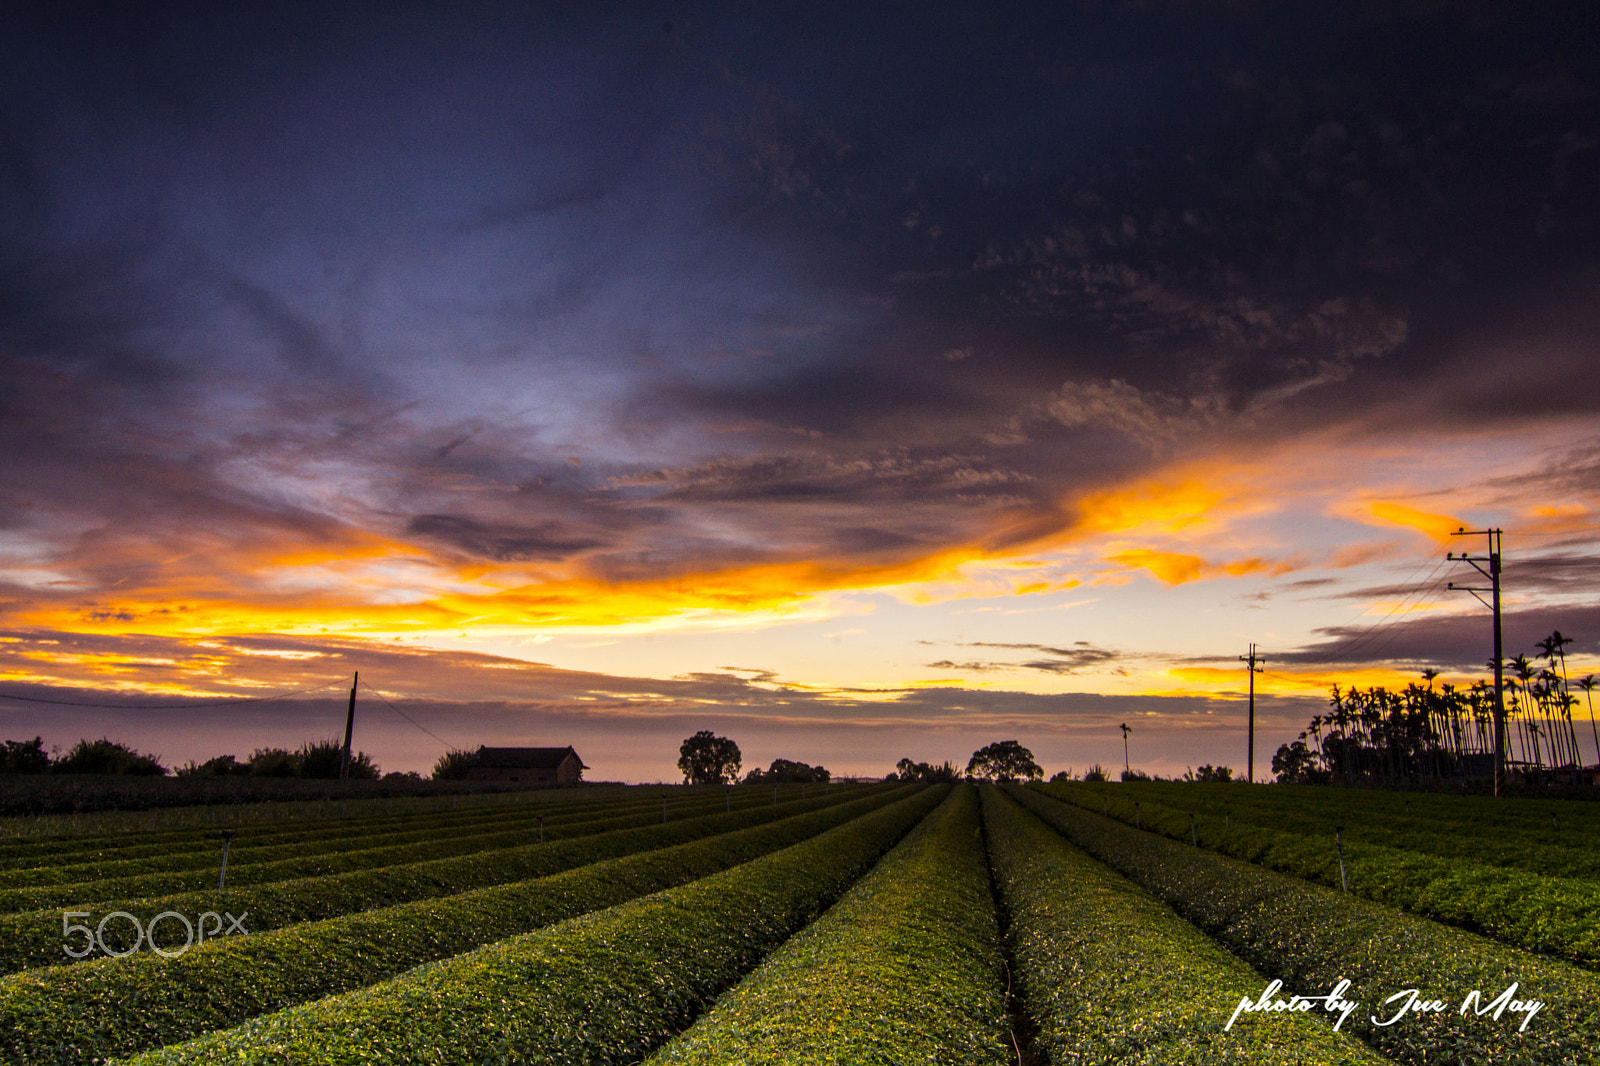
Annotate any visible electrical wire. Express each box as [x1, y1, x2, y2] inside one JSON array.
[[359, 678, 459, 751], [1291, 556, 1452, 667]]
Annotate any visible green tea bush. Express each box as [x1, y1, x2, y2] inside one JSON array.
[[0, 793, 657, 886], [124, 785, 950, 1065], [0, 786, 918, 1065], [645, 784, 1010, 1065], [1038, 781, 1600, 969], [1009, 785, 1600, 1066], [0, 788, 775, 904], [983, 787, 1389, 1065], [0, 784, 904, 974]]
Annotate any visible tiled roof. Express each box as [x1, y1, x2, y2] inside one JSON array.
[[472, 745, 585, 769]]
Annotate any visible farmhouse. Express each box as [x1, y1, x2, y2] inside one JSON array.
[[466, 745, 587, 786]]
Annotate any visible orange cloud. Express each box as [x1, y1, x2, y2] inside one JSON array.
[[1363, 501, 1465, 545], [1106, 550, 1272, 586], [1111, 549, 1204, 584], [19, 545, 993, 638], [1073, 478, 1228, 536]]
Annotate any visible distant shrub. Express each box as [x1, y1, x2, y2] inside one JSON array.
[[745, 758, 830, 783], [0, 736, 51, 774], [1120, 768, 1150, 783], [1082, 764, 1108, 783], [892, 758, 959, 782], [432, 748, 477, 780], [247, 741, 378, 780], [177, 754, 249, 778], [53, 738, 167, 776], [1049, 769, 1074, 783], [248, 747, 300, 777]]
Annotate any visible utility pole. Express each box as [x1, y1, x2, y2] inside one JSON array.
[[1240, 645, 1264, 783], [1448, 528, 1504, 796], [340, 672, 358, 780], [1119, 722, 1131, 776]]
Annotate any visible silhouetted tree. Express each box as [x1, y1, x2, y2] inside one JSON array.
[[175, 754, 248, 777], [432, 748, 477, 780], [892, 757, 958, 782], [678, 731, 741, 785], [0, 736, 51, 774], [746, 758, 829, 783], [966, 740, 1042, 782], [53, 738, 166, 776]]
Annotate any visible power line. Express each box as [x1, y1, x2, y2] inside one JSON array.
[[359, 678, 459, 751], [0, 677, 349, 710], [1329, 569, 1457, 664], [1294, 557, 1451, 667]]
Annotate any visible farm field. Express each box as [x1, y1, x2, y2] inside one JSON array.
[[1038, 780, 1600, 971], [0, 780, 1591, 1064]]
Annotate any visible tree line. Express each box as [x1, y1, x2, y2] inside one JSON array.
[[1273, 629, 1595, 786], [0, 736, 385, 780]]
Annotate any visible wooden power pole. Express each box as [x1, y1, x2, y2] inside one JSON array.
[[340, 672, 358, 780]]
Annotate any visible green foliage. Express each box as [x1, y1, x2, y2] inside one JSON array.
[[0, 737, 51, 775], [744, 758, 830, 783], [52, 738, 167, 776], [0, 792, 640, 890], [1040, 780, 1600, 970], [431, 747, 476, 780], [0, 784, 901, 972], [893, 757, 958, 782], [0, 786, 917, 1065], [298, 738, 378, 780], [647, 785, 1009, 1065], [1184, 764, 1233, 783], [123, 785, 949, 1065], [0, 791, 686, 895], [678, 730, 741, 785], [1008, 785, 1600, 1065], [1272, 739, 1325, 783], [982, 787, 1389, 1064], [174, 754, 249, 778], [965, 739, 1042, 781], [1082, 763, 1108, 782], [245, 740, 378, 780]]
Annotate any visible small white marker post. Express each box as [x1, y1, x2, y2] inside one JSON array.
[[1134, 801, 1141, 830], [218, 830, 238, 890], [537, 815, 544, 844], [662, 796, 668, 823], [1190, 812, 1198, 846]]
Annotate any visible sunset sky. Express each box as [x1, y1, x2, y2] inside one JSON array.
[[3, 3, 1598, 781]]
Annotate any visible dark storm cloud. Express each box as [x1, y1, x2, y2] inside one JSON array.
[[2, 2, 1598, 620], [925, 640, 1138, 675], [1273, 603, 1600, 671], [405, 514, 602, 563], [1326, 551, 1600, 604]]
